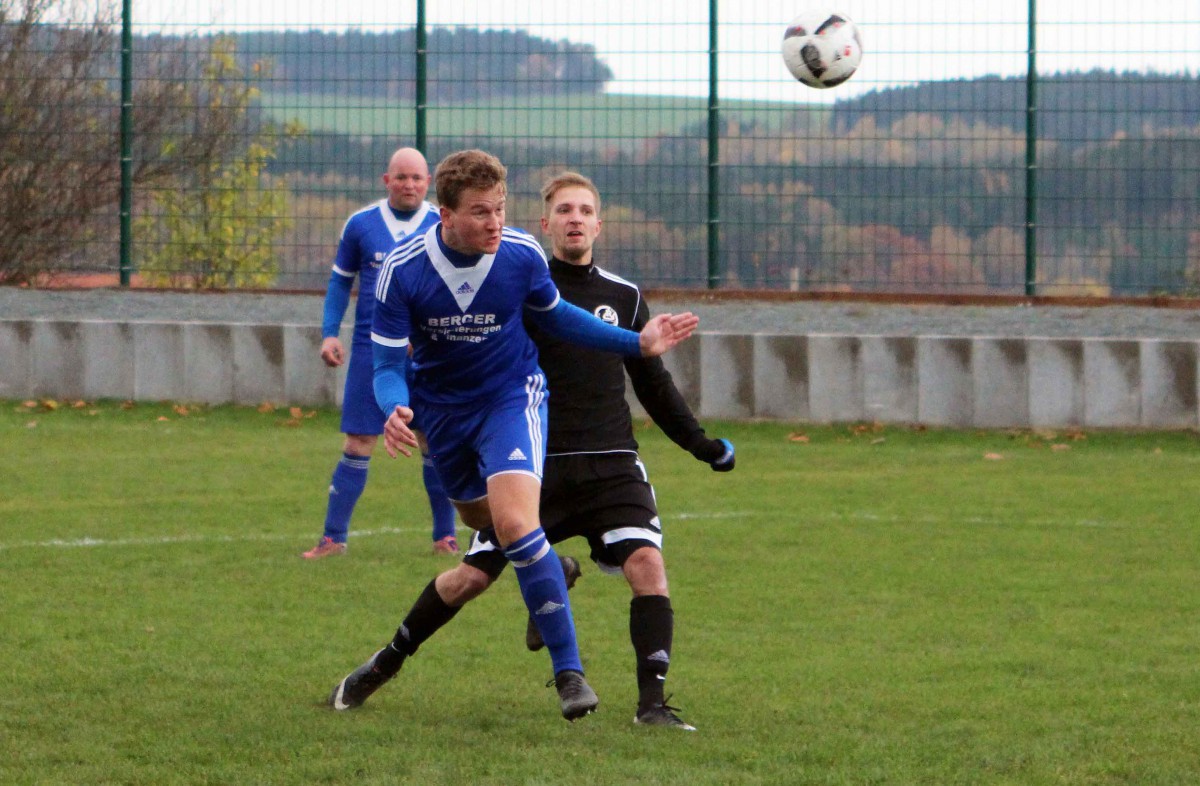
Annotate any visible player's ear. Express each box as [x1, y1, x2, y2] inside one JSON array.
[[540, 216, 550, 232]]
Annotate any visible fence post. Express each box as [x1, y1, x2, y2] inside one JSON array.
[[118, 0, 134, 286], [1024, 0, 1038, 296], [415, 0, 427, 154], [706, 0, 720, 289]]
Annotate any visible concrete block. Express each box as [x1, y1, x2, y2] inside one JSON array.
[[0, 320, 33, 399], [698, 333, 754, 419], [80, 321, 135, 400], [232, 324, 286, 405], [133, 323, 188, 401], [31, 321, 85, 399], [862, 336, 917, 423], [917, 337, 973, 426], [752, 334, 809, 420], [284, 324, 338, 406], [973, 338, 1029, 428], [808, 335, 864, 423], [1028, 339, 1084, 427], [1083, 340, 1140, 427], [659, 337, 701, 414], [1139, 339, 1197, 429], [184, 324, 234, 404]]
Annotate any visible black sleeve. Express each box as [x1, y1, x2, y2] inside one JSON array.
[[624, 296, 710, 454]]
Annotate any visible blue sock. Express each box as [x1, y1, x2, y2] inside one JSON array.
[[505, 528, 582, 675], [422, 457, 457, 542], [323, 453, 370, 543]]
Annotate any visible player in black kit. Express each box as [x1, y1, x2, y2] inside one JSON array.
[[326, 171, 734, 729]]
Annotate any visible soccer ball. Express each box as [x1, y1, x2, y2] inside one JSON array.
[[781, 10, 863, 89]]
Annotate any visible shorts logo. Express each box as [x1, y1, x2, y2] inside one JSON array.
[[594, 305, 619, 325], [507, 448, 527, 461]]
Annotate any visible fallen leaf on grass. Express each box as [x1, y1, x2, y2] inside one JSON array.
[[983, 452, 1004, 460], [173, 405, 190, 416], [72, 400, 87, 409], [40, 399, 59, 411], [25, 421, 37, 429], [257, 402, 276, 413], [788, 433, 810, 443], [156, 416, 170, 422], [1050, 443, 1071, 452], [289, 407, 304, 419]]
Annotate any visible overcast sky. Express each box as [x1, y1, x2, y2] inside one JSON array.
[[133, 0, 1200, 101]]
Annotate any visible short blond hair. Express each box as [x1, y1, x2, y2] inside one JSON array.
[[541, 171, 601, 217], [434, 150, 507, 209]]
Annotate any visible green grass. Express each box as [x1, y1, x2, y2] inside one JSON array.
[[3, 401, 1199, 784], [260, 92, 827, 143]]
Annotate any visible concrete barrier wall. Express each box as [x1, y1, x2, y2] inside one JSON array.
[[2, 319, 1198, 429]]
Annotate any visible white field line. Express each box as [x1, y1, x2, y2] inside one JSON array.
[[0, 509, 1124, 552]]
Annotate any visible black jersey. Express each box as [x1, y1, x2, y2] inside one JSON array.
[[526, 257, 711, 456]]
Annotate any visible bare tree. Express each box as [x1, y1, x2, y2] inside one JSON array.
[[0, 0, 263, 285]]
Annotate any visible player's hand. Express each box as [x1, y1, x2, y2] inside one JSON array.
[[320, 337, 346, 367], [691, 438, 735, 472], [383, 405, 418, 458], [639, 312, 699, 357]]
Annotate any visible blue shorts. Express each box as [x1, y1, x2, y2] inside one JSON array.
[[415, 373, 548, 502], [340, 345, 385, 436], [341, 345, 423, 435]]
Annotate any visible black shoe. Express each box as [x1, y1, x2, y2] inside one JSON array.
[[634, 698, 696, 731], [525, 555, 582, 652], [550, 669, 599, 721], [328, 646, 405, 711]]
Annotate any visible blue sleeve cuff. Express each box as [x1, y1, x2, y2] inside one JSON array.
[[322, 270, 354, 338], [532, 299, 641, 356]]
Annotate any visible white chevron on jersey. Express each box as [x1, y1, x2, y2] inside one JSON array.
[[376, 199, 437, 241], [426, 226, 496, 312]]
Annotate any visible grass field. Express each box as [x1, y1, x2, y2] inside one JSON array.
[[260, 92, 827, 144], [3, 400, 1199, 785]]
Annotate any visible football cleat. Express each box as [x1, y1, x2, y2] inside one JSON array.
[[634, 698, 696, 731], [432, 535, 459, 555], [525, 555, 582, 651], [302, 536, 346, 560], [328, 647, 405, 710], [550, 669, 599, 721]]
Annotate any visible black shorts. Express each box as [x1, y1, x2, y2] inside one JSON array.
[[462, 451, 662, 579]]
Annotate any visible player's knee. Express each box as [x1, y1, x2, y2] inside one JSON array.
[[343, 433, 378, 456], [436, 563, 495, 605], [623, 546, 668, 596]]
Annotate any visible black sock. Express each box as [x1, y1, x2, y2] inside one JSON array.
[[630, 594, 673, 711], [385, 579, 462, 662]]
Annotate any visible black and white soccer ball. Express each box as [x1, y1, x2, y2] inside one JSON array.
[[781, 10, 863, 89]]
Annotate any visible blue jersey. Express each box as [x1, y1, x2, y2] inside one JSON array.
[[371, 225, 560, 406], [328, 199, 439, 345]]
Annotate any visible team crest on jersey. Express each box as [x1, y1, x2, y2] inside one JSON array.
[[594, 305, 619, 325]]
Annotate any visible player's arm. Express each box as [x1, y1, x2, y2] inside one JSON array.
[[370, 273, 418, 458], [524, 249, 694, 358], [320, 224, 359, 367], [626, 299, 735, 472], [527, 296, 642, 355]]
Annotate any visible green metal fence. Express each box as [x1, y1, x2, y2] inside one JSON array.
[[3, 0, 1199, 296]]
